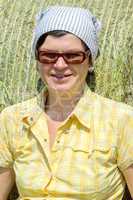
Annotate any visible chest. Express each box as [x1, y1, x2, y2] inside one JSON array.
[[47, 119, 62, 149], [14, 121, 124, 199]]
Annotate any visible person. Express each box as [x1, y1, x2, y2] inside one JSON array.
[[0, 5, 133, 200]]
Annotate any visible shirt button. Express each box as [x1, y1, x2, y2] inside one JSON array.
[[65, 129, 70, 134], [44, 138, 47, 142], [57, 140, 60, 143], [30, 117, 33, 121], [22, 125, 27, 131]]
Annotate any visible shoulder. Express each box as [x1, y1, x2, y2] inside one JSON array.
[[86, 90, 133, 121], [94, 91, 133, 111], [0, 96, 37, 122]]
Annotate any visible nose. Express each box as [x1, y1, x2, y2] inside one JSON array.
[[53, 56, 68, 69]]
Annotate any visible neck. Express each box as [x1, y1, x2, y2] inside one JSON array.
[[45, 86, 85, 121]]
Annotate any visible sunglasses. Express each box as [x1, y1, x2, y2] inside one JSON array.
[[36, 49, 90, 64]]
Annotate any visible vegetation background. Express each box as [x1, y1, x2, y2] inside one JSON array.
[[0, 0, 133, 113], [0, 0, 133, 198]]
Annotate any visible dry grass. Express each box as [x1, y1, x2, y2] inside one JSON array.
[[0, 0, 133, 112]]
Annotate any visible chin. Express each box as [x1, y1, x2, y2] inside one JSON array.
[[46, 76, 83, 94], [47, 82, 78, 94], [50, 84, 74, 93]]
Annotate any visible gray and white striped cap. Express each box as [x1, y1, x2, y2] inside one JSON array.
[[32, 6, 102, 62]]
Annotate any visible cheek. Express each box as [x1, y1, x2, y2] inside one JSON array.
[[79, 64, 89, 76], [78, 64, 89, 82], [37, 64, 49, 76]]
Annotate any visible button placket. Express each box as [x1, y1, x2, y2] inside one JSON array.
[[44, 138, 48, 142], [29, 117, 33, 122], [64, 128, 70, 134], [30, 115, 52, 171]]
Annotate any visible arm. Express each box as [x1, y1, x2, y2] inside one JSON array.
[[0, 168, 15, 200], [0, 110, 15, 200], [123, 165, 133, 198]]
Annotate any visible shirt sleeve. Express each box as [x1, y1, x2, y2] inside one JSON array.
[[117, 110, 133, 171], [0, 109, 14, 168]]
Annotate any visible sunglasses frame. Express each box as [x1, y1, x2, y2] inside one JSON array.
[[36, 49, 90, 64]]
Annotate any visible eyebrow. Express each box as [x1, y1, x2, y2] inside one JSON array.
[[39, 48, 85, 52]]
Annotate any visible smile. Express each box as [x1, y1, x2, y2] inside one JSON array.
[[51, 74, 72, 79]]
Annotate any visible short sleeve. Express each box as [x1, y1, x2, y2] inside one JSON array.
[[0, 109, 14, 168], [117, 111, 133, 171]]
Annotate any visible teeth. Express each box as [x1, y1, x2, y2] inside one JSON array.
[[51, 74, 72, 78], [56, 75, 64, 78]]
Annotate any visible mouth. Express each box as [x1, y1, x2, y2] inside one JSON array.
[[51, 74, 72, 79]]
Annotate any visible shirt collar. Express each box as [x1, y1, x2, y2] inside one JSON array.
[[21, 86, 47, 128], [22, 84, 94, 130], [72, 84, 94, 130]]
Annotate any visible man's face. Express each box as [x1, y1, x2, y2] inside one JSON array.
[[37, 33, 90, 94]]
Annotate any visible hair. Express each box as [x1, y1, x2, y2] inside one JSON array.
[[36, 30, 96, 92]]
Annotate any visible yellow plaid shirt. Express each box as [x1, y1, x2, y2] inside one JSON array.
[[0, 85, 133, 200]]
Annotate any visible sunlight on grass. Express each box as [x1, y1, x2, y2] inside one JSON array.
[[0, 0, 133, 111]]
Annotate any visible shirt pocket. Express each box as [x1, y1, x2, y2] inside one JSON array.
[[86, 143, 118, 193], [66, 142, 117, 170], [91, 143, 117, 164], [63, 140, 116, 159], [55, 141, 117, 194], [64, 142, 92, 154]]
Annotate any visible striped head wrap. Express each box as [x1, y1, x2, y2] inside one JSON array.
[[32, 6, 102, 62]]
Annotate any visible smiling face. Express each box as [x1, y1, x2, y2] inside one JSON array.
[[36, 33, 91, 95]]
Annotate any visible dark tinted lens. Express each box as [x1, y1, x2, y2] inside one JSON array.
[[64, 52, 85, 64], [39, 52, 58, 63]]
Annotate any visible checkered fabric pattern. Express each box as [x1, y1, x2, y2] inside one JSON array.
[[0, 84, 133, 200]]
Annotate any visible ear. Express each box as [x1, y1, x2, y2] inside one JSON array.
[[88, 66, 94, 72], [88, 54, 94, 72]]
